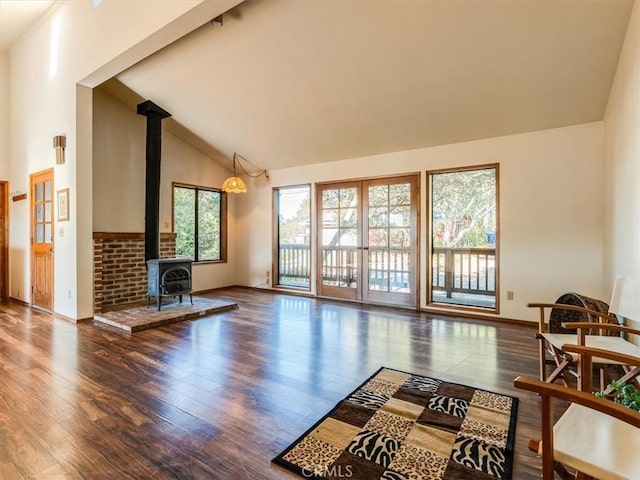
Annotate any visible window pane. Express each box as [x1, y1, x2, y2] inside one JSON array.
[[339, 188, 356, 208], [197, 190, 221, 261], [368, 207, 388, 227], [339, 228, 358, 246], [173, 185, 225, 263], [389, 184, 410, 205], [174, 187, 195, 259], [368, 185, 388, 206], [322, 189, 338, 209], [369, 228, 388, 247], [339, 207, 357, 227], [44, 181, 52, 201], [276, 186, 310, 288], [323, 209, 338, 229], [390, 206, 410, 227], [390, 228, 410, 248]]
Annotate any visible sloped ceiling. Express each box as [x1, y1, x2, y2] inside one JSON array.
[[0, 0, 54, 51], [113, 0, 634, 171]]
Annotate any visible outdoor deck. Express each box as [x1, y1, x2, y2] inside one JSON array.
[[278, 244, 496, 308]]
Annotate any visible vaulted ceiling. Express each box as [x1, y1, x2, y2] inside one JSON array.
[[0, 0, 54, 51], [6, 0, 636, 172]]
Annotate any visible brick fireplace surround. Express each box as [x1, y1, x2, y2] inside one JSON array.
[[93, 232, 176, 312]]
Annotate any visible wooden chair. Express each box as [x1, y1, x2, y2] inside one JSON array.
[[514, 345, 640, 480], [528, 301, 622, 389], [530, 277, 640, 391], [566, 323, 640, 393]]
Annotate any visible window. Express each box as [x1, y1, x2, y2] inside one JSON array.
[[428, 164, 498, 311], [274, 185, 311, 288], [173, 184, 226, 262]]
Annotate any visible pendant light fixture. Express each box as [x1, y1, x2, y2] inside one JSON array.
[[221, 153, 247, 193], [221, 152, 268, 193]]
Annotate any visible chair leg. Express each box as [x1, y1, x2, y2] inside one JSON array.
[[528, 439, 541, 454], [546, 358, 572, 386], [552, 462, 573, 480], [539, 339, 548, 382]]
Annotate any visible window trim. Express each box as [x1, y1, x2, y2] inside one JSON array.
[[273, 184, 312, 290], [172, 182, 227, 263], [426, 163, 499, 314]]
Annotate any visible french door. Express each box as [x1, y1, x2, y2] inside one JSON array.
[[316, 175, 418, 308]]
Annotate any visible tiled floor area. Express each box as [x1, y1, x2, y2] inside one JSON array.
[[93, 296, 238, 332]]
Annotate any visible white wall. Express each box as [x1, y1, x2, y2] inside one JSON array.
[[604, 1, 640, 328], [93, 88, 238, 292], [8, 0, 238, 318], [237, 122, 606, 322]]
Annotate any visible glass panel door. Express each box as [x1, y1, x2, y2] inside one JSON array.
[[316, 182, 361, 300], [30, 169, 54, 311], [316, 175, 418, 307], [363, 176, 417, 307]]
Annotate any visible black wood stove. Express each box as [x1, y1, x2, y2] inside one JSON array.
[[147, 258, 193, 310]]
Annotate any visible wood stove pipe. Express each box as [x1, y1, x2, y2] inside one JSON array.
[[137, 100, 171, 264]]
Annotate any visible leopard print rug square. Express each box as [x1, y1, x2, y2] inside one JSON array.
[[273, 367, 518, 480]]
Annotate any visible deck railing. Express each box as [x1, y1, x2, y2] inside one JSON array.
[[432, 247, 495, 298], [278, 244, 311, 286], [279, 244, 495, 297]]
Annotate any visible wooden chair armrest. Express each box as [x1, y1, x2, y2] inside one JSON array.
[[514, 375, 640, 427], [561, 344, 640, 366], [515, 375, 640, 479], [527, 302, 612, 320], [527, 303, 615, 334], [563, 322, 640, 336]]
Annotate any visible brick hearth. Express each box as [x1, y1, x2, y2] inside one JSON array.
[[93, 232, 177, 312]]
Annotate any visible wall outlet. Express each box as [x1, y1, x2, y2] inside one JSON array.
[[164, 221, 170, 229], [265, 270, 270, 284], [68, 290, 72, 299], [506, 291, 514, 300]]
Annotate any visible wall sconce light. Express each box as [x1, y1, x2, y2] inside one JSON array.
[[53, 135, 66, 165], [221, 152, 268, 194]]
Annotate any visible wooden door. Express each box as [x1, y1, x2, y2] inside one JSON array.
[[0, 181, 7, 299], [316, 175, 419, 308], [363, 175, 418, 307], [30, 170, 54, 311], [316, 182, 362, 300]]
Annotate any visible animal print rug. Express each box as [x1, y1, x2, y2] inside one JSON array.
[[273, 367, 518, 480]]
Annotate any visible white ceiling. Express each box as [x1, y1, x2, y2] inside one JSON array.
[[0, 0, 54, 51], [113, 0, 634, 171], [4, 0, 635, 171]]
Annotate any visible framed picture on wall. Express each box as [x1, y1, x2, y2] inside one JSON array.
[[57, 188, 69, 222]]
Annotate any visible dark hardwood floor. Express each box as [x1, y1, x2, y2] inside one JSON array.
[[0, 288, 550, 479]]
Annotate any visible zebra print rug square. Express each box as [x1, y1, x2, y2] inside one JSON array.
[[273, 367, 518, 480]]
